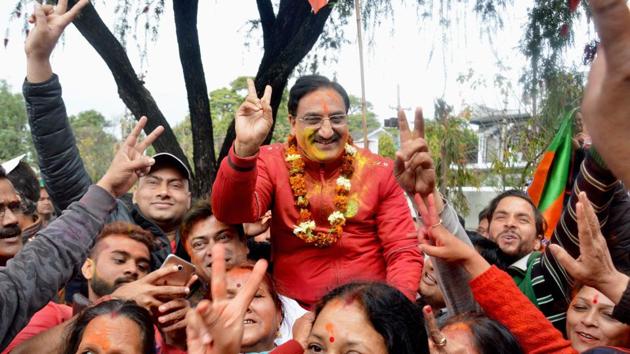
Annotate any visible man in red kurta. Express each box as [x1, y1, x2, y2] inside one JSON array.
[[212, 75, 423, 308]]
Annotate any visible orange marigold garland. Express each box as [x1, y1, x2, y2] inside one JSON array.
[[285, 135, 356, 247]]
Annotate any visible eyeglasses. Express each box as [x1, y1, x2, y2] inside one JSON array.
[[0, 201, 22, 219], [298, 114, 348, 128]]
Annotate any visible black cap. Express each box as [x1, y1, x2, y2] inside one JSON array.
[[150, 152, 192, 182]]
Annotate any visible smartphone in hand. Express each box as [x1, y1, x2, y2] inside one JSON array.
[[157, 254, 196, 287]]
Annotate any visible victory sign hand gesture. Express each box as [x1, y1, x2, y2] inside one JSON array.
[[394, 108, 436, 197], [234, 78, 273, 157], [96, 116, 164, 198], [25, 0, 89, 82], [186, 245, 268, 354]]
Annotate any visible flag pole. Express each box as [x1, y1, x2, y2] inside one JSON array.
[[354, 0, 369, 149]]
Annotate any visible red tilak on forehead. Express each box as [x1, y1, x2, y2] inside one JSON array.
[[593, 294, 599, 305], [325, 323, 335, 343]]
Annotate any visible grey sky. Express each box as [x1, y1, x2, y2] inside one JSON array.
[[0, 0, 595, 129]]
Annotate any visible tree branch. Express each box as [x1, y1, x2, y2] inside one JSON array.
[[217, 1, 333, 163], [256, 0, 275, 48], [68, 0, 190, 172], [173, 0, 215, 197]]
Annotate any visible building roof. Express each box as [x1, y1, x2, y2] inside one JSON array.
[[353, 127, 392, 142], [470, 105, 531, 127]]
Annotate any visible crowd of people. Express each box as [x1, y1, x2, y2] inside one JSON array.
[[1, 0, 630, 353]]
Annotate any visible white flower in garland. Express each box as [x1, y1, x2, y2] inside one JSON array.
[[328, 211, 346, 225], [285, 154, 302, 162], [293, 220, 316, 236], [345, 144, 357, 156], [336, 176, 351, 191]]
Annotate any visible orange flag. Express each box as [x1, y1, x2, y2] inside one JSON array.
[[308, 0, 329, 14]]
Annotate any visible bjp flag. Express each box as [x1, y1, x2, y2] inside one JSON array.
[[308, 0, 329, 14], [527, 109, 575, 240]]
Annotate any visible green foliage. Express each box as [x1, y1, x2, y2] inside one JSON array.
[[425, 99, 479, 215], [69, 110, 118, 181], [271, 91, 292, 143], [173, 77, 293, 161], [378, 133, 396, 160], [347, 95, 380, 140], [173, 116, 193, 163], [0, 81, 36, 166]]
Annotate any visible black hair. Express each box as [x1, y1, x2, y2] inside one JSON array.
[[478, 206, 490, 223], [288, 75, 350, 116], [7, 160, 39, 215], [441, 312, 524, 354], [64, 300, 156, 354], [180, 199, 245, 247], [315, 282, 429, 354], [486, 189, 546, 237], [0, 166, 6, 179], [466, 231, 519, 271]]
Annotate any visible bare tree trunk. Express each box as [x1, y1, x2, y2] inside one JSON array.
[[69, 0, 190, 172], [173, 0, 215, 198], [217, 0, 333, 163]]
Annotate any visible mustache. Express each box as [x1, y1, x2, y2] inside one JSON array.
[[312, 134, 341, 144], [114, 275, 138, 286], [0, 225, 21, 239]]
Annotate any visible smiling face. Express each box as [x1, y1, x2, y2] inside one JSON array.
[[82, 235, 151, 301], [419, 258, 445, 309], [306, 299, 387, 354], [75, 314, 144, 354], [290, 88, 349, 163], [567, 286, 630, 352], [185, 215, 248, 283], [488, 196, 541, 258], [0, 178, 22, 264], [133, 166, 191, 231], [225, 268, 282, 353]]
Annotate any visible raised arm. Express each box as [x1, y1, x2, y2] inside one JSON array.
[[550, 192, 630, 324], [581, 0, 630, 186], [0, 117, 163, 350], [535, 150, 620, 330], [23, 0, 91, 211], [212, 79, 274, 224], [394, 108, 479, 314]]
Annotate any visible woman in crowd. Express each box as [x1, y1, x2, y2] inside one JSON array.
[[64, 300, 156, 354], [224, 264, 284, 354], [566, 285, 630, 351], [429, 311, 524, 354], [305, 281, 428, 354]]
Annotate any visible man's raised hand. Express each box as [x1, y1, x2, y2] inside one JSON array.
[[234, 78, 273, 157], [97, 116, 164, 198], [549, 192, 629, 304], [580, 0, 630, 185], [394, 107, 436, 197], [25, 0, 89, 82]]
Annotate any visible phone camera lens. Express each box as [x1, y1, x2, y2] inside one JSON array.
[[177, 265, 183, 271]]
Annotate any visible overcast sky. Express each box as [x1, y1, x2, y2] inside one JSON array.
[[0, 0, 595, 130]]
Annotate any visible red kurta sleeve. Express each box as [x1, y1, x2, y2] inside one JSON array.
[[376, 165, 423, 301], [271, 340, 304, 354], [469, 266, 577, 354], [211, 144, 274, 224]]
